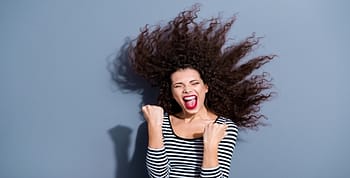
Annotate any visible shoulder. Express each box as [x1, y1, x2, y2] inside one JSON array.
[[216, 116, 237, 127], [217, 117, 238, 150], [216, 116, 239, 134]]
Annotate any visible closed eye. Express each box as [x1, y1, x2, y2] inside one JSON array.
[[173, 84, 183, 88], [191, 81, 200, 85]]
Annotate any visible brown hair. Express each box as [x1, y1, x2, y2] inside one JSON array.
[[128, 4, 276, 129]]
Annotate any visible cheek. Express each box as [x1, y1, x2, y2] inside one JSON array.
[[198, 86, 208, 94], [171, 89, 181, 99]]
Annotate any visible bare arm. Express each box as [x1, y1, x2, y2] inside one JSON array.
[[142, 105, 164, 148], [201, 122, 234, 178], [202, 122, 228, 168], [142, 105, 170, 178]]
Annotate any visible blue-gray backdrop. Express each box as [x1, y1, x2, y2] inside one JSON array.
[[1, 0, 349, 178]]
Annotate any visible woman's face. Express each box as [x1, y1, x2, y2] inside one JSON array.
[[170, 68, 208, 115]]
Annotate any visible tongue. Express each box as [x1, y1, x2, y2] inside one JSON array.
[[184, 99, 197, 109]]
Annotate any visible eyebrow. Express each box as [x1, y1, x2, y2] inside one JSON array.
[[173, 79, 200, 85]]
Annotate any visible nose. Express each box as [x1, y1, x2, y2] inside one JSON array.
[[183, 85, 192, 93]]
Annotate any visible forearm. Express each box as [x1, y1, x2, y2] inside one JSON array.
[[202, 145, 219, 168], [147, 123, 164, 148], [142, 105, 164, 148], [200, 146, 226, 178], [201, 125, 237, 178], [146, 147, 169, 178], [146, 120, 169, 177]]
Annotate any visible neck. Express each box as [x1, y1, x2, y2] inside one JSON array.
[[178, 107, 211, 122]]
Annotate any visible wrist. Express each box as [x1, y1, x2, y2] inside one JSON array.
[[147, 125, 164, 149], [202, 146, 219, 168], [204, 143, 219, 152], [147, 122, 163, 132]]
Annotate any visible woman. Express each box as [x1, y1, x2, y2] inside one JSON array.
[[128, 4, 275, 178]]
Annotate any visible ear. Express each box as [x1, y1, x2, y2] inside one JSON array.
[[205, 84, 208, 93]]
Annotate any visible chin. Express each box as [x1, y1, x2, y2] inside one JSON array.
[[182, 107, 200, 115]]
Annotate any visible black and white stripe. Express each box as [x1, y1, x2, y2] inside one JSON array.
[[146, 115, 238, 178]]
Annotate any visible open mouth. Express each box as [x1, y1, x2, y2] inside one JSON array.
[[183, 95, 197, 110]]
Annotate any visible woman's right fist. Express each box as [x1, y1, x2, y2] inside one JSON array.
[[141, 105, 164, 126]]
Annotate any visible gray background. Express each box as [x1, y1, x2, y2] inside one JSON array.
[[1, 0, 349, 178]]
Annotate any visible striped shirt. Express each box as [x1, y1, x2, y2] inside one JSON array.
[[146, 114, 238, 178]]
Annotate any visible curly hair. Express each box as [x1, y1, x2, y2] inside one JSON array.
[[128, 4, 276, 129]]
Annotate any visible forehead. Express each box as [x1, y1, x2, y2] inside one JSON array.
[[170, 68, 202, 82]]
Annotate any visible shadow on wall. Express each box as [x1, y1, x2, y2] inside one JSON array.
[[107, 38, 159, 178]]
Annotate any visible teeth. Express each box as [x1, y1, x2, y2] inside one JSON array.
[[183, 96, 196, 101]]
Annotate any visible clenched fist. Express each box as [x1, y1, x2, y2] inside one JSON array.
[[141, 105, 164, 127], [142, 105, 165, 148], [203, 123, 228, 148]]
